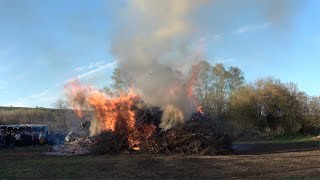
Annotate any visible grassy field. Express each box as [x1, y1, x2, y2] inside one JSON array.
[[0, 143, 319, 179], [271, 134, 319, 142], [234, 134, 319, 144]]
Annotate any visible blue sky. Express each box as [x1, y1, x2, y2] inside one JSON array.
[[0, 0, 319, 108]]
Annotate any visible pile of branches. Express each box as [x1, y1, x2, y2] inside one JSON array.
[[59, 121, 93, 155], [86, 114, 232, 155], [59, 106, 233, 155], [59, 137, 93, 155], [89, 131, 129, 155], [139, 117, 232, 155]]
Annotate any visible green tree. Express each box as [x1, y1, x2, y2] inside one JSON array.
[[111, 68, 130, 93], [228, 67, 245, 93], [229, 85, 259, 135], [195, 62, 244, 133], [304, 96, 320, 134], [230, 78, 310, 136], [195, 60, 212, 107]]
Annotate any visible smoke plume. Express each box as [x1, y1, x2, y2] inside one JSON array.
[[109, 0, 304, 130], [64, 0, 304, 131], [111, 0, 208, 129]]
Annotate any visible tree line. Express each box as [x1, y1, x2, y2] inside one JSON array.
[[193, 61, 319, 137], [1, 61, 319, 137], [110, 61, 319, 137], [0, 107, 82, 132]]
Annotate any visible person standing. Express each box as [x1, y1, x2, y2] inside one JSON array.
[[39, 132, 45, 145], [10, 132, 15, 148], [20, 132, 27, 146], [15, 132, 21, 146], [5, 132, 10, 147], [0, 131, 4, 145], [27, 132, 32, 146], [32, 132, 37, 147]]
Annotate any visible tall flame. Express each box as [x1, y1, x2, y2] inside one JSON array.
[[65, 80, 154, 149], [64, 62, 204, 148]]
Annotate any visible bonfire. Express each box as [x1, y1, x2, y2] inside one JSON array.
[[57, 80, 232, 155]]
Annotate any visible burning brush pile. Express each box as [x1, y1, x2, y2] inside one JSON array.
[[58, 81, 232, 155], [58, 0, 234, 156]]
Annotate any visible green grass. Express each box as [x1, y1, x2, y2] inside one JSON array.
[[0, 146, 109, 179], [271, 134, 316, 142], [235, 134, 319, 144]]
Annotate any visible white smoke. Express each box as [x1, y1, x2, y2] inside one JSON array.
[[110, 0, 303, 129], [111, 0, 208, 129]]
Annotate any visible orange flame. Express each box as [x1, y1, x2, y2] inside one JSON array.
[[186, 63, 203, 113], [197, 105, 203, 115], [128, 124, 157, 150], [65, 80, 155, 150]]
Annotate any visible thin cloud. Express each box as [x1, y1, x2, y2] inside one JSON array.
[[73, 61, 107, 72], [28, 89, 49, 99], [73, 66, 86, 72], [57, 60, 116, 87], [210, 33, 224, 41], [233, 22, 271, 35], [76, 61, 116, 80]]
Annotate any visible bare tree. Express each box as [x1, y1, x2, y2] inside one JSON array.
[[52, 98, 69, 133]]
